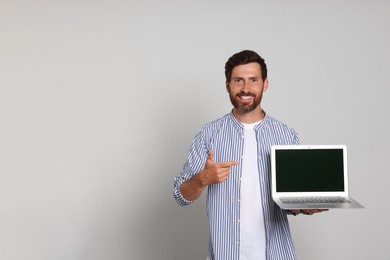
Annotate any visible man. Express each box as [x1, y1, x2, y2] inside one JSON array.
[[173, 50, 326, 260]]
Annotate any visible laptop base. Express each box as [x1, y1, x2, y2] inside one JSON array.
[[274, 196, 365, 210]]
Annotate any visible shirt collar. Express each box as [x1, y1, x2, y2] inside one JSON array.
[[228, 110, 268, 131]]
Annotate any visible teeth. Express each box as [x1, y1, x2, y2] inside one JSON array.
[[241, 96, 252, 99]]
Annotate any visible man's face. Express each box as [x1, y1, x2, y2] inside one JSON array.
[[226, 62, 268, 114]]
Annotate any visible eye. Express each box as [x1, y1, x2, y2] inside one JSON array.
[[233, 78, 243, 84], [249, 78, 259, 84]]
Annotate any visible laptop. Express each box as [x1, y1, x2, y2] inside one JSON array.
[[271, 145, 364, 209]]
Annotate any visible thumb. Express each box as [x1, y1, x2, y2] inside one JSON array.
[[207, 150, 214, 162]]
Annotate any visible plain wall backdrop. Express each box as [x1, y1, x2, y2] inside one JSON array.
[[1, 1, 389, 259]]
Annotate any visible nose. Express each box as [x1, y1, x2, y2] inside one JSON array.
[[240, 81, 250, 93]]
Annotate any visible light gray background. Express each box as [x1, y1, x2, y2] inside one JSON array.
[[1, 1, 389, 259]]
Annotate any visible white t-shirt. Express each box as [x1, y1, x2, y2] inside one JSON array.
[[239, 121, 266, 260]]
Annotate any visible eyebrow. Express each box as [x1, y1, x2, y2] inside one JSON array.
[[231, 76, 261, 80]]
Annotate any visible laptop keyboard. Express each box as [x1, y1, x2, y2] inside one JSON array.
[[280, 197, 351, 204]]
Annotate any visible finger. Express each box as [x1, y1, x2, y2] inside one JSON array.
[[301, 210, 313, 215], [207, 150, 214, 162], [217, 161, 239, 168], [311, 209, 328, 213], [314, 209, 329, 213], [302, 209, 328, 215]]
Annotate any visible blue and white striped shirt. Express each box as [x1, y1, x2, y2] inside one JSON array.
[[173, 112, 299, 260]]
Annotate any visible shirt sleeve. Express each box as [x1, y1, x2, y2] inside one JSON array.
[[173, 129, 209, 207]]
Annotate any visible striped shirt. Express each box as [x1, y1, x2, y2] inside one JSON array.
[[173, 112, 299, 260]]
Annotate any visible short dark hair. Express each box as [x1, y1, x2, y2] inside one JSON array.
[[224, 50, 268, 82]]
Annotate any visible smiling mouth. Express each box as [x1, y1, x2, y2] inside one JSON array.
[[238, 95, 254, 102]]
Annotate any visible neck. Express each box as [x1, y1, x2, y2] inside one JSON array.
[[232, 107, 265, 124]]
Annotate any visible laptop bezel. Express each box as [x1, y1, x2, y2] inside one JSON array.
[[271, 144, 350, 200]]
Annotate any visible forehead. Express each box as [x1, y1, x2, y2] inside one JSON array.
[[231, 62, 262, 78]]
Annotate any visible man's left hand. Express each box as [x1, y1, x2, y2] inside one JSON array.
[[289, 209, 329, 215]]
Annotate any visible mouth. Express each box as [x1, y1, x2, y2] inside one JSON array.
[[237, 94, 254, 103]]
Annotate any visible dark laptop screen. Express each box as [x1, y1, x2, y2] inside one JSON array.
[[275, 149, 345, 192]]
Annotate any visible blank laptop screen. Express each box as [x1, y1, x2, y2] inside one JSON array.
[[275, 148, 345, 192]]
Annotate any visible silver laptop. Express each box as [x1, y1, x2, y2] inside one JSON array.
[[271, 145, 364, 209]]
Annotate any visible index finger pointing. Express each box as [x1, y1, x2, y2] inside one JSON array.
[[217, 161, 239, 168]]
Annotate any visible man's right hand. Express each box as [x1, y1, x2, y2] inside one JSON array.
[[198, 150, 238, 185], [179, 150, 238, 201]]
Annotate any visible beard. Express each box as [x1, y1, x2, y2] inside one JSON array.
[[229, 91, 263, 113]]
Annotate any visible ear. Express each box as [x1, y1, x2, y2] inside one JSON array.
[[225, 80, 230, 93], [263, 78, 269, 93]]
